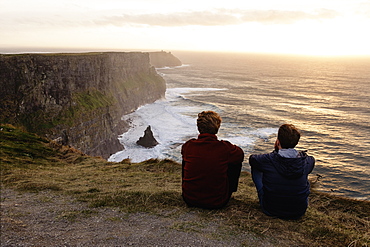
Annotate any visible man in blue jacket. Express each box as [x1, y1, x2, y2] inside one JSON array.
[[249, 124, 315, 219]]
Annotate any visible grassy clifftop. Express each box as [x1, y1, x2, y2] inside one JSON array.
[[1, 124, 369, 246]]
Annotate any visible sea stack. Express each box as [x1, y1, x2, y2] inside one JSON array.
[[136, 126, 159, 148]]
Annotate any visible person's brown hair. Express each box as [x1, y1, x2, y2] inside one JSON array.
[[197, 111, 222, 134], [278, 124, 301, 148]]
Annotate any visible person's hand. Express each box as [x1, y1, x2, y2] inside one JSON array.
[[274, 139, 280, 151]]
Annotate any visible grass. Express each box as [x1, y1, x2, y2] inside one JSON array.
[[1, 124, 369, 246], [17, 88, 117, 133]]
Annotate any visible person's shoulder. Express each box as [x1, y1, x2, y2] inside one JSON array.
[[220, 139, 237, 146], [220, 140, 242, 149], [182, 138, 197, 148], [249, 151, 276, 161], [249, 152, 275, 168], [250, 150, 276, 157], [183, 138, 197, 145], [181, 138, 197, 154]]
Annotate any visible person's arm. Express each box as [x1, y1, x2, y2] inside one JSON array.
[[249, 154, 257, 167], [306, 156, 315, 174], [225, 142, 244, 164], [249, 154, 264, 171], [182, 160, 186, 179]]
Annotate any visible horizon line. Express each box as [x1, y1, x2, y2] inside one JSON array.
[[1, 47, 370, 58]]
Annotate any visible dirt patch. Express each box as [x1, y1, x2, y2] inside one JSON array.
[[1, 188, 276, 246]]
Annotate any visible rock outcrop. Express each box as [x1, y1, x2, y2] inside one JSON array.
[[149, 51, 182, 68], [136, 126, 159, 148], [0, 52, 167, 158]]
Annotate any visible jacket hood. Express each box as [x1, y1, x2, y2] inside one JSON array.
[[272, 150, 309, 179]]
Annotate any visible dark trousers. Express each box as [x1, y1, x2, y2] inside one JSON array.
[[251, 168, 274, 216], [228, 162, 242, 194], [210, 162, 242, 208], [251, 167, 264, 203]]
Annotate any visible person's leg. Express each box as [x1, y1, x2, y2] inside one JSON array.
[[227, 163, 242, 193], [251, 167, 264, 205], [251, 169, 275, 216]]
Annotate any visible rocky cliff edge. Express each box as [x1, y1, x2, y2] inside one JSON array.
[[0, 52, 168, 158], [149, 51, 182, 68]]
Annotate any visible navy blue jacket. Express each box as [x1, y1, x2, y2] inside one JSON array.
[[249, 150, 315, 219]]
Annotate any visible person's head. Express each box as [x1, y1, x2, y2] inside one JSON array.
[[197, 111, 222, 134], [277, 124, 301, 148]]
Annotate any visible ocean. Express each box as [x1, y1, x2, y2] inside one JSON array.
[[109, 51, 370, 201]]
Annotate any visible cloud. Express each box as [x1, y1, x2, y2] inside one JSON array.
[[357, 2, 370, 18], [96, 8, 339, 27], [239, 8, 339, 24], [0, 7, 340, 32], [95, 11, 240, 27]]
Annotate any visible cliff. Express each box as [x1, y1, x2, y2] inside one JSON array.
[[0, 52, 166, 158], [149, 51, 182, 68]]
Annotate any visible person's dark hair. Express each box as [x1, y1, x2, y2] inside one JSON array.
[[197, 111, 222, 134], [278, 124, 301, 148]]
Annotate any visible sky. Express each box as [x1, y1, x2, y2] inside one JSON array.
[[1, 0, 370, 56]]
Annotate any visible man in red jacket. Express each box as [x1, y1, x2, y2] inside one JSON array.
[[181, 111, 244, 209]]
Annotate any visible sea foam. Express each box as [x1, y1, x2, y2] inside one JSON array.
[[108, 87, 277, 163]]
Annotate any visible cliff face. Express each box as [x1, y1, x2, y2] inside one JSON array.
[[149, 51, 182, 68], [0, 52, 166, 158]]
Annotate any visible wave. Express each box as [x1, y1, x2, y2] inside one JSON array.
[[156, 64, 190, 70], [108, 87, 277, 163]]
